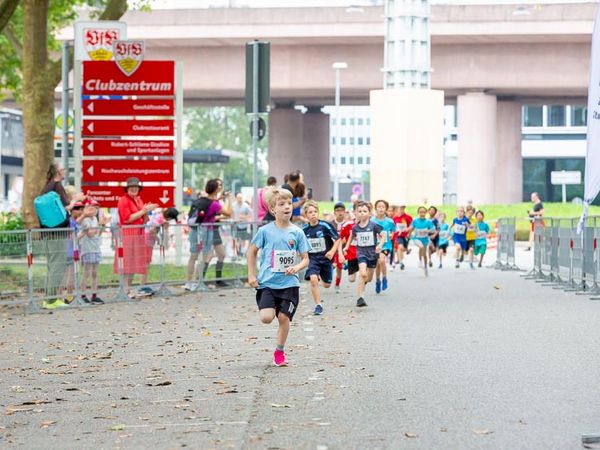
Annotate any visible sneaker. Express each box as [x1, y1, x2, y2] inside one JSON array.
[[428, 261, 433, 268], [460, 254, 464, 262], [438, 263, 442, 269], [42, 299, 67, 310], [273, 349, 288, 367], [81, 294, 91, 304], [469, 262, 475, 270], [63, 295, 75, 305], [314, 304, 323, 315], [91, 296, 105, 305], [455, 261, 460, 268], [184, 282, 198, 291], [335, 285, 340, 294], [140, 286, 155, 295], [356, 297, 368, 307], [478, 262, 482, 268], [375, 279, 381, 294], [524, 247, 532, 252], [382, 278, 388, 291], [215, 280, 230, 287], [400, 263, 405, 271]]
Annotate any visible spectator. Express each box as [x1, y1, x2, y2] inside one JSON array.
[[526, 192, 544, 251], [79, 199, 108, 305], [145, 207, 179, 264], [114, 177, 157, 297], [258, 176, 277, 223], [232, 193, 252, 257], [282, 171, 307, 225]]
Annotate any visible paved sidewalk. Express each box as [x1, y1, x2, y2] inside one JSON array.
[[1, 248, 599, 449]]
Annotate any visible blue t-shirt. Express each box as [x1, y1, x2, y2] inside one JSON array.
[[438, 223, 451, 246], [452, 217, 470, 240], [251, 222, 310, 289], [352, 220, 383, 261], [475, 221, 490, 246], [372, 216, 395, 251], [302, 220, 339, 257], [412, 217, 435, 242]]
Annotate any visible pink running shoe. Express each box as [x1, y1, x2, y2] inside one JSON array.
[[273, 349, 288, 367]]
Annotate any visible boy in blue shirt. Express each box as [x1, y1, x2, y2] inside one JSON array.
[[372, 199, 396, 293], [474, 210, 491, 268], [247, 188, 310, 367], [411, 206, 435, 277], [436, 212, 451, 269], [302, 201, 340, 316], [451, 207, 470, 269]]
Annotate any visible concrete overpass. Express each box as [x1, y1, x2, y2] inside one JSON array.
[[60, 2, 597, 202]]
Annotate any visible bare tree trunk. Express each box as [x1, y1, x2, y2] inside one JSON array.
[[22, 0, 54, 228]]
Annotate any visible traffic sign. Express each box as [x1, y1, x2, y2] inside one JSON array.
[[551, 170, 581, 185], [84, 185, 175, 208], [249, 117, 266, 141], [82, 119, 174, 137], [82, 159, 174, 183], [83, 99, 174, 116], [83, 139, 174, 157], [83, 60, 175, 95]]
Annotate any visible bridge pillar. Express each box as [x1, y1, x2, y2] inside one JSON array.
[[457, 92, 497, 205], [495, 100, 523, 203], [267, 106, 331, 201]]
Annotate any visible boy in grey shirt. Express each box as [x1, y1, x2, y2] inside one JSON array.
[[79, 200, 106, 304]]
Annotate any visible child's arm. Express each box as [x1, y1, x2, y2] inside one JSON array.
[[343, 232, 354, 253], [326, 238, 341, 260], [246, 243, 259, 288], [287, 251, 309, 275], [376, 230, 386, 253]]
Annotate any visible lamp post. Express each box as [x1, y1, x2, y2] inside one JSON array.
[[332, 61, 347, 203]]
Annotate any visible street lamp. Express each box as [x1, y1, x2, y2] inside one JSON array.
[[332, 61, 348, 203]]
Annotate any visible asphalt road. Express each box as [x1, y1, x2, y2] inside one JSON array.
[[2, 247, 600, 449]]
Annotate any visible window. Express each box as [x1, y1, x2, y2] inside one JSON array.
[[548, 105, 566, 127], [358, 157, 363, 164], [331, 137, 336, 145], [341, 137, 346, 145], [349, 118, 355, 126], [358, 137, 364, 145], [349, 157, 354, 164], [331, 157, 335, 164], [366, 137, 371, 145], [341, 118, 346, 126], [341, 156, 346, 165], [523, 105, 543, 127], [571, 106, 587, 127], [366, 118, 371, 126], [349, 137, 355, 145], [358, 118, 364, 126], [366, 157, 371, 164]]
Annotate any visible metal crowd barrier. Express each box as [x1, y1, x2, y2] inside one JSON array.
[[493, 217, 520, 271], [0, 220, 262, 313]]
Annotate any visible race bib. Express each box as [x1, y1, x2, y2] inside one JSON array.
[[476, 231, 487, 239], [356, 231, 375, 247], [454, 224, 466, 234], [440, 231, 450, 239], [468, 223, 477, 231], [396, 223, 407, 233], [308, 237, 326, 253], [271, 250, 296, 273], [416, 229, 429, 238]]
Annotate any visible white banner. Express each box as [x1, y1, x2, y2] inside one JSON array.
[[579, 4, 600, 233]]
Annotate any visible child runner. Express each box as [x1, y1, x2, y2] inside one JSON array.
[[79, 200, 108, 304], [465, 206, 477, 270], [474, 210, 490, 268], [388, 205, 399, 268], [372, 200, 395, 293], [392, 204, 413, 270], [427, 206, 440, 268], [247, 188, 310, 367], [451, 207, 470, 268], [302, 201, 340, 315], [344, 201, 385, 307], [338, 208, 359, 287], [437, 212, 451, 269], [411, 206, 435, 276], [331, 202, 349, 293]]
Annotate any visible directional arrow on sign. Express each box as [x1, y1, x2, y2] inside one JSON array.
[[87, 165, 94, 177], [86, 102, 94, 113], [159, 190, 170, 204], [87, 122, 94, 133], [87, 141, 94, 153]]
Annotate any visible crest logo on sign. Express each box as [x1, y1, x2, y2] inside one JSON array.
[[113, 40, 145, 76], [84, 28, 120, 61]]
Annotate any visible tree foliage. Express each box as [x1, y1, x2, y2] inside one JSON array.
[[184, 106, 267, 192]]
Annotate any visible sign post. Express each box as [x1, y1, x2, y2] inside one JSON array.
[[551, 170, 582, 203]]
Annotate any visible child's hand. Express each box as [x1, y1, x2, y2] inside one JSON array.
[[285, 265, 299, 276], [375, 245, 383, 254], [325, 250, 335, 260], [339, 254, 346, 264], [248, 276, 258, 288]]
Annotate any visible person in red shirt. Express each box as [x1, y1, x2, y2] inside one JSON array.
[[114, 177, 157, 296], [393, 205, 413, 270], [338, 206, 359, 285]]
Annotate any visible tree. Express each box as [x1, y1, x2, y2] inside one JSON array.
[[1, 0, 128, 227], [184, 106, 267, 192]]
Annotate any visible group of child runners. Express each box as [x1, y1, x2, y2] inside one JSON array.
[[247, 187, 492, 366]]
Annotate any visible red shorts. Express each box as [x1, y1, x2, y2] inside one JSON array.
[[333, 253, 343, 270], [530, 220, 545, 232]]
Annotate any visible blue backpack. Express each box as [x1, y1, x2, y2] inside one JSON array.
[[34, 191, 67, 228]]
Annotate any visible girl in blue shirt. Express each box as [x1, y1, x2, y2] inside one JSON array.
[[411, 206, 435, 277]]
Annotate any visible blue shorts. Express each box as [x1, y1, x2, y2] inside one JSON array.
[[413, 237, 430, 247], [305, 255, 333, 284], [357, 255, 377, 269], [189, 227, 213, 255], [454, 237, 467, 251], [81, 252, 101, 264]]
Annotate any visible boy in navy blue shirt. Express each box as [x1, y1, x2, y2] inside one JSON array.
[[302, 200, 340, 316], [247, 188, 310, 367]]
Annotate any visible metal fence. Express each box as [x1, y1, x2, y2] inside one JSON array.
[[493, 217, 520, 271], [0, 221, 260, 313]]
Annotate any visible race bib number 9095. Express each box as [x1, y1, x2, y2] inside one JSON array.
[[271, 250, 296, 273]]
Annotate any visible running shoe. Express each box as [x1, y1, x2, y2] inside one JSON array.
[[428, 261, 433, 268], [478, 262, 482, 268], [438, 263, 442, 269], [215, 280, 230, 287], [314, 304, 323, 315], [460, 254, 464, 262], [382, 278, 388, 291], [137, 287, 154, 296], [42, 299, 67, 310], [455, 260, 460, 268], [400, 263, 405, 271], [469, 262, 475, 270], [91, 296, 105, 305], [335, 286, 340, 294], [356, 297, 368, 307], [63, 295, 75, 305], [81, 294, 91, 304], [375, 279, 381, 294], [273, 349, 288, 367]]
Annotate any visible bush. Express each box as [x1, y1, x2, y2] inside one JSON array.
[[0, 212, 27, 257]]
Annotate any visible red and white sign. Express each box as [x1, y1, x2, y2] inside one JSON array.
[[83, 60, 175, 95], [82, 159, 174, 183], [113, 40, 145, 76], [82, 119, 174, 137], [83, 99, 174, 116], [83, 139, 174, 157], [84, 185, 175, 208]]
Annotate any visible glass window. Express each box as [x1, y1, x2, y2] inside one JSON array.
[[341, 156, 346, 165], [366, 137, 371, 145], [523, 106, 543, 127], [349, 137, 355, 145], [341, 137, 346, 145], [331, 157, 335, 164], [366, 157, 371, 164], [358, 156, 363, 164], [571, 106, 587, 127], [331, 136, 336, 145], [331, 118, 336, 126], [358, 137, 364, 145], [366, 118, 371, 126], [548, 105, 566, 127], [349, 118, 355, 126], [341, 118, 346, 126], [358, 118, 364, 126], [349, 157, 354, 164]]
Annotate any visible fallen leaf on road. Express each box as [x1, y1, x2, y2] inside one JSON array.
[[40, 420, 56, 428], [217, 389, 238, 395], [440, 427, 448, 432], [93, 416, 117, 420], [270, 403, 294, 408], [152, 381, 172, 387], [493, 285, 501, 290], [6, 406, 34, 415], [108, 424, 126, 431], [404, 432, 418, 438], [473, 428, 493, 435], [201, 331, 212, 336]]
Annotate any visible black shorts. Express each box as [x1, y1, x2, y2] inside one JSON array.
[[466, 239, 475, 251], [438, 243, 448, 254], [347, 259, 359, 275], [305, 256, 333, 284], [430, 237, 439, 249], [379, 249, 391, 257], [256, 287, 299, 321], [358, 256, 377, 269], [397, 236, 409, 249], [213, 228, 223, 246]]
